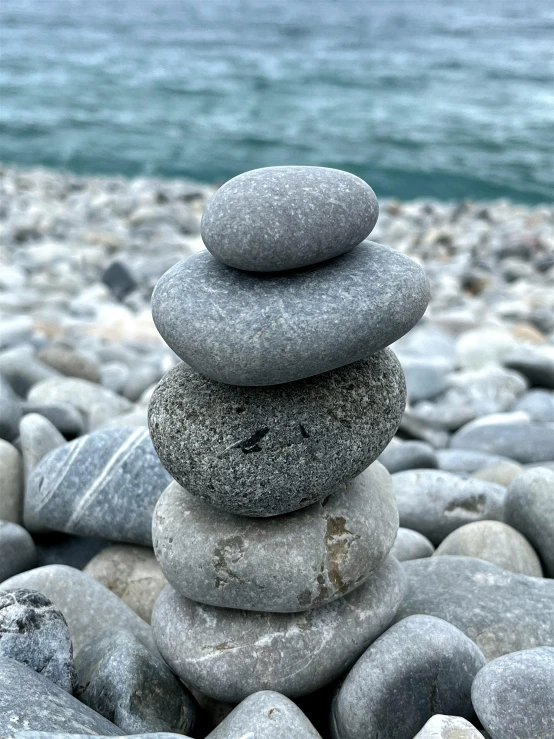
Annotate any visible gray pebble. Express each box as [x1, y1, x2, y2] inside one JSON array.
[[331, 615, 485, 739], [0, 440, 23, 523], [397, 410, 451, 449], [100, 361, 131, 395], [153, 462, 398, 612], [450, 416, 554, 464], [0, 375, 21, 442], [472, 460, 523, 486], [378, 439, 438, 474], [20, 413, 66, 483], [122, 363, 163, 402], [21, 401, 85, 438], [514, 388, 554, 422], [436, 449, 513, 475], [84, 545, 167, 623], [394, 556, 554, 661], [0, 657, 120, 734], [0, 565, 158, 657], [149, 351, 405, 517], [25, 427, 171, 544], [37, 346, 101, 384], [207, 691, 322, 739], [75, 628, 196, 734], [0, 521, 37, 581], [433, 521, 543, 577], [472, 647, 554, 739], [504, 467, 554, 576], [504, 347, 554, 389], [392, 470, 505, 545], [151, 555, 405, 702], [151, 242, 430, 386], [0, 588, 75, 691], [412, 715, 483, 738], [0, 346, 61, 396], [201, 166, 378, 272], [398, 354, 449, 402], [391, 527, 435, 561]]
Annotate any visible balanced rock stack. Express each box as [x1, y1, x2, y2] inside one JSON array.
[[147, 166, 431, 703]]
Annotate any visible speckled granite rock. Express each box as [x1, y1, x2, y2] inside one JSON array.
[[0, 440, 23, 523], [331, 615, 485, 739], [207, 691, 322, 739], [151, 243, 429, 386], [412, 715, 483, 738], [504, 467, 554, 576], [84, 545, 167, 623], [433, 521, 543, 577], [201, 166, 378, 272], [392, 470, 505, 545], [378, 439, 438, 474], [153, 462, 398, 612], [149, 351, 406, 517], [74, 628, 196, 734], [472, 647, 554, 739], [0, 522, 37, 581], [151, 555, 405, 702], [394, 557, 554, 660], [0, 589, 75, 691], [0, 565, 158, 657], [0, 657, 120, 734], [391, 527, 435, 561], [25, 427, 171, 544]]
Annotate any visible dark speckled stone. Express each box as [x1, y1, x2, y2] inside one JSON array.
[[149, 350, 406, 517], [151, 242, 430, 386], [201, 166, 378, 272]]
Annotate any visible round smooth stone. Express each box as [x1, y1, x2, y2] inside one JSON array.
[[153, 462, 398, 612], [412, 715, 483, 738], [472, 460, 523, 486], [472, 647, 554, 739], [378, 439, 438, 474], [151, 242, 430, 386], [149, 351, 406, 517], [391, 527, 435, 561], [200, 166, 379, 272], [0, 440, 23, 523], [24, 427, 171, 545], [433, 521, 543, 577], [151, 555, 405, 703], [331, 615, 485, 739], [0, 521, 37, 581]]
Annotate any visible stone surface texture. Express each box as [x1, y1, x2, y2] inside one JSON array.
[[151, 555, 405, 702], [391, 527, 435, 561], [0, 440, 23, 523], [378, 439, 438, 474], [0, 521, 37, 581], [151, 242, 430, 386], [153, 463, 398, 612], [149, 351, 406, 517], [201, 166, 378, 272], [412, 715, 483, 738], [20, 412, 66, 482]]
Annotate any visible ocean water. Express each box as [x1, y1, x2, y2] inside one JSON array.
[[1, 0, 552, 202]]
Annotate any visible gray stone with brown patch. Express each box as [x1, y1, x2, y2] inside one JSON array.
[[151, 555, 405, 702], [153, 462, 398, 612], [392, 470, 506, 545]]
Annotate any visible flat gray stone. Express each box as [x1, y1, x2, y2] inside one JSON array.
[[153, 462, 398, 612], [0, 657, 120, 734], [20, 412, 66, 483], [0, 375, 21, 442], [84, 545, 167, 623], [450, 416, 554, 464], [149, 351, 405, 516], [207, 691, 322, 739], [201, 166, 378, 272], [378, 439, 438, 474], [0, 521, 37, 581], [25, 427, 171, 544], [394, 556, 554, 661], [472, 647, 554, 739], [436, 449, 513, 475], [75, 628, 196, 734], [412, 715, 483, 738], [504, 467, 554, 576], [0, 439, 23, 523], [22, 401, 85, 438], [392, 470, 505, 545], [0, 565, 158, 657], [331, 615, 485, 739], [391, 527, 435, 561], [37, 346, 101, 384], [433, 521, 543, 577], [514, 389, 554, 422], [151, 555, 405, 702], [0, 588, 75, 691], [0, 346, 61, 396], [151, 242, 430, 386]]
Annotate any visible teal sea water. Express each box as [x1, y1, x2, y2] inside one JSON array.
[[1, 0, 553, 202]]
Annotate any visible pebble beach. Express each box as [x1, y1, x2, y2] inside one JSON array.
[[0, 163, 553, 738]]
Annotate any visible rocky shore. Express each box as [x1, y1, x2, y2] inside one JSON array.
[[0, 164, 553, 739]]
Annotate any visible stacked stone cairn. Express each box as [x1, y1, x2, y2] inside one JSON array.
[[147, 166, 431, 705]]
